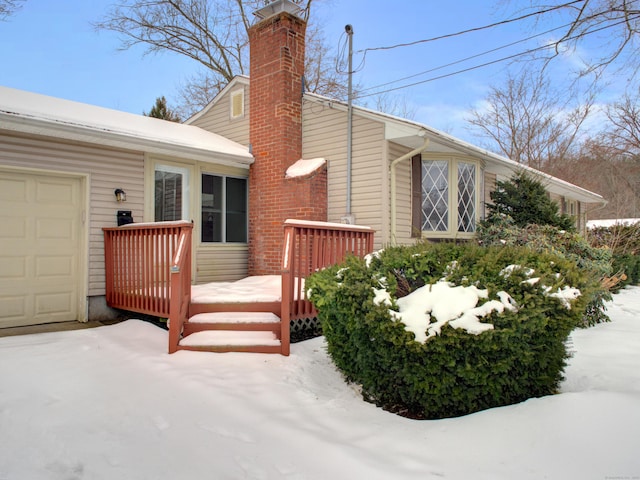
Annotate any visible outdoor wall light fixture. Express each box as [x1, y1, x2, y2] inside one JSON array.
[[114, 188, 127, 202]]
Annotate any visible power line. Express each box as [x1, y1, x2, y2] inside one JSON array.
[[355, 14, 640, 100], [356, 21, 576, 94], [358, 0, 585, 54]]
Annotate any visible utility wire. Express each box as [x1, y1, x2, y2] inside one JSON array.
[[357, 7, 619, 95], [358, 0, 585, 53], [356, 21, 575, 94], [355, 14, 640, 99]]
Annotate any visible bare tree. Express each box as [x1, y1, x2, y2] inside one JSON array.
[[0, 0, 25, 20], [466, 68, 594, 170], [505, 0, 640, 78], [95, 0, 346, 117], [605, 87, 640, 155]]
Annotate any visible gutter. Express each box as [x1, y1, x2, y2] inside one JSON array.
[[390, 134, 430, 243]]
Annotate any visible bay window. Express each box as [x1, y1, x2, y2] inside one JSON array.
[[413, 156, 480, 237]]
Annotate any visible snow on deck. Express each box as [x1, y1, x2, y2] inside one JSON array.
[[190, 275, 282, 304]]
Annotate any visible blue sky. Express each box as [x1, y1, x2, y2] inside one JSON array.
[[0, 0, 621, 141]]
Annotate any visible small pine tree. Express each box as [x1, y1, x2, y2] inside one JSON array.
[[144, 96, 181, 122], [485, 171, 575, 230]]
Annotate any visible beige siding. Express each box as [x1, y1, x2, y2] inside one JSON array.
[[484, 171, 497, 219], [303, 100, 386, 249], [0, 131, 144, 297], [389, 141, 416, 246], [195, 245, 248, 284], [189, 84, 250, 146]]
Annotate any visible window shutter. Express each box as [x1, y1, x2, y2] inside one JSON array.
[[411, 155, 422, 238]]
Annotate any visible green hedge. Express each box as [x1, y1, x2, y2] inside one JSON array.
[[307, 243, 594, 419], [478, 215, 613, 326]]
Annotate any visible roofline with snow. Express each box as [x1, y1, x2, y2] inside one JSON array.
[[303, 92, 605, 205], [0, 86, 254, 167]]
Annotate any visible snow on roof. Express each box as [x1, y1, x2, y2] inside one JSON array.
[[587, 218, 640, 228], [0, 85, 253, 166], [285, 158, 326, 178], [304, 92, 605, 205]]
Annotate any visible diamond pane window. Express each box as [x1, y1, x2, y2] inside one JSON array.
[[421, 160, 449, 231], [457, 161, 476, 233]]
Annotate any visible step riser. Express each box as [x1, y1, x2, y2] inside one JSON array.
[[183, 323, 281, 335], [177, 345, 283, 354], [189, 302, 281, 317]]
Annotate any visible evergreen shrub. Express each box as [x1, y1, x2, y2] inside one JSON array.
[[307, 242, 593, 419], [478, 215, 613, 327]]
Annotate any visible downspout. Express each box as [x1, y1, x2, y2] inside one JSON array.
[[390, 135, 430, 243]]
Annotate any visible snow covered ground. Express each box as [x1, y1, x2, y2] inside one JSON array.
[[1, 288, 639, 480]]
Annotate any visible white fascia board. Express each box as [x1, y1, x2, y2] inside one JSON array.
[[0, 112, 253, 168]]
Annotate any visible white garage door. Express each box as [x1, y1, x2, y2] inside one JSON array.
[[0, 170, 83, 328]]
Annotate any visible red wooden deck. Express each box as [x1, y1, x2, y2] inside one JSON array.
[[103, 220, 374, 355]]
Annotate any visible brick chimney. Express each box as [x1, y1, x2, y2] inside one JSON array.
[[248, 0, 328, 275]]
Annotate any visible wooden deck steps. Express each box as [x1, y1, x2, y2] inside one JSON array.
[[178, 330, 282, 354], [179, 310, 283, 354], [104, 220, 375, 356]]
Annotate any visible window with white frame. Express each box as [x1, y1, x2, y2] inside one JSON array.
[[414, 157, 479, 236], [201, 173, 247, 243], [155, 164, 190, 221]]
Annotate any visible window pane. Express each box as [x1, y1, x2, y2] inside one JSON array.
[[457, 162, 476, 233], [421, 160, 449, 231], [226, 177, 247, 243], [201, 174, 223, 242], [155, 171, 183, 221]]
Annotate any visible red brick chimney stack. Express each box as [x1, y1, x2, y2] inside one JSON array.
[[248, 0, 328, 275]]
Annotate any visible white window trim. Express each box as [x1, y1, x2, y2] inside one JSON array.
[[420, 155, 481, 239], [144, 157, 196, 223], [200, 171, 248, 244]]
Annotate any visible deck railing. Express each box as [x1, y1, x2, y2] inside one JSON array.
[[168, 226, 193, 353], [103, 221, 194, 318], [280, 219, 375, 355]]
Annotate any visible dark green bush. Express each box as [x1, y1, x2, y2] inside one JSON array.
[[478, 216, 612, 326], [484, 171, 575, 231], [307, 243, 593, 419]]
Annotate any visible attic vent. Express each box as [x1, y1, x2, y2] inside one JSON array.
[[230, 89, 244, 119]]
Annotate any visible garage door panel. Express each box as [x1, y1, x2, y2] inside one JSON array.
[[36, 218, 75, 240], [0, 256, 27, 278], [34, 292, 75, 318], [35, 255, 74, 278], [0, 170, 82, 328], [0, 216, 27, 238], [0, 177, 28, 202], [0, 295, 28, 326], [36, 179, 77, 205]]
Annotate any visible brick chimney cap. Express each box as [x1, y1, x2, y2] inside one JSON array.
[[253, 0, 303, 20]]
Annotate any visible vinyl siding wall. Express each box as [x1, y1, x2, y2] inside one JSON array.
[[389, 141, 415, 246], [0, 131, 144, 296], [189, 84, 250, 146], [302, 100, 387, 250], [484, 171, 497, 218]]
